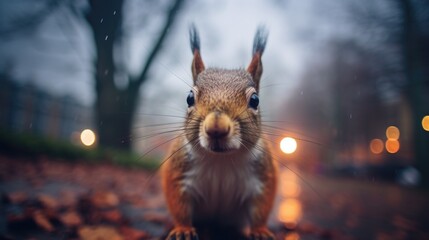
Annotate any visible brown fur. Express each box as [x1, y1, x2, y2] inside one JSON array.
[[162, 28, 277, 240]]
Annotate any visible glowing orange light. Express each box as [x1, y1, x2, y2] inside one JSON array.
[[280, 171, 301, 198], [385, 139, 400, 154], [285, 232, 300, 240], [369, 139, 384, 154], [386, 126, 400, 140], [80, 129, 96, 146], [422, 116, 429, 131], [278, 198, 302, 228], [280, 137, 297, 154]]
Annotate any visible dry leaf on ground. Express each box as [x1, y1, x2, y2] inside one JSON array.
[[78, 225, 123, 240], [59, 210, 82, 227], [90, 191, 120, 208], [33, 210, 54, 232]]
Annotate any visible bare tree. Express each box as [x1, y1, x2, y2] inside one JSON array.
[[1, 0, 185, 150], [398, 0, 429, 187], [345, 0, 429, 186], [81, 0, 185, 150], [283, 39, 387, 168]]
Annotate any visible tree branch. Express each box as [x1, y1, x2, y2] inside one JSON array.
[[134, 0, 185, 87], [0, 0, 61, 36]]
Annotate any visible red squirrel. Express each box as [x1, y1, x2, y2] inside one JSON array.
[[161, 25, 278, 240]]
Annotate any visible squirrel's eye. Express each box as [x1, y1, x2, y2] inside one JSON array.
[[248, 93, 259, 110], [187, 91, 195, 107]]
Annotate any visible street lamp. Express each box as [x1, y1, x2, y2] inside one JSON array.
[[280, 137, 297, 154], [80, 129, 96, 146], [422, 116, 429, 131]]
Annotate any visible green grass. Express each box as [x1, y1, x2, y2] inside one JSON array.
[[0, 129, 159, 170]]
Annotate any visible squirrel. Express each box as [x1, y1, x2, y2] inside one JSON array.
[[161, 25, 278, 240]]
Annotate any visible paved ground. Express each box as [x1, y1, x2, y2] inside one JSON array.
[[1, 155, 428, 240], [278, 169, 429, 239]]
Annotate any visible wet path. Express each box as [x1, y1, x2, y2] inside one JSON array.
[[275, 166, 429, 239], [1, 156, 429, 239]]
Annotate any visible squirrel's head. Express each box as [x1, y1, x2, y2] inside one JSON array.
[[184, 25, 268, 154]]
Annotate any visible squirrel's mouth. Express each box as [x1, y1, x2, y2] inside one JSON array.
[[199, 111, 241, 153], [207, 140, 229, 153], [199, 134, 241, 153]]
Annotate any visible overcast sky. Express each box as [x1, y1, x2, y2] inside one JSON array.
[[0, 0, 359, 142]]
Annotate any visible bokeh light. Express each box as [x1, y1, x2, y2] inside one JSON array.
[[278, 198, 302, 228], [280, 137, 297, 154], [369, 139, 384, 154], [422, 116, 429, 131], [280, 171, 302, 198], [386, 126, 400, 140], [385, 139, 400, 154], [80, 129, 96, 146], [285, 232, 300, 240]]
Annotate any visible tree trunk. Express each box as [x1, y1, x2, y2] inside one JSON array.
[[400, 0, 429, 187], [85, 0, 184, 150], [87, 0, 132, 150], [95, 86, 139, 150]]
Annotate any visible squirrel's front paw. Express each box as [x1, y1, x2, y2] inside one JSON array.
[[166, 226, 198, 240], [248, 227, 275, 240]]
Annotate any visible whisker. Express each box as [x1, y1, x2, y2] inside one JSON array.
[[133, 122, 183, 129], [261, 123, 318, 139], [136, 132, 188, 161], [260, 132, 325, 148], [135, 113, 189, 119], [132, 128, 193, 141], [240, 137, 327, 202], [259, 82, 288, 90], [142, 136, 199, 190], [133, 123, 196, 133]]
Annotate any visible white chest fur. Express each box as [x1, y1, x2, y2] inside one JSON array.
[[181, 141, 265, 224]]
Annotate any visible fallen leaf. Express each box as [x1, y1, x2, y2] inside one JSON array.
[[90, 191, 120, 208], [6, 192, 28, 204], [140, 196, 165, 209], [100, 209, 123, 223], [78, 225, 123, 240], [142, 211, 171, 225], [119, 226, 149, 240], [59, 211, 82, 227], [59, 190, 78, 208], [37, 194, 59, 210], [33, 210, 54, 232]]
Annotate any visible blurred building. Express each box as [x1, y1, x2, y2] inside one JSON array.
[[0, 75, 94, 141]]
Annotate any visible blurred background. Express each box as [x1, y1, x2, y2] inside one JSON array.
[[1, 0, 429, 239]]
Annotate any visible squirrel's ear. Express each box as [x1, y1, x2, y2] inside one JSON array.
[[190, 24, 205, 82], [247, 26, 268, 91]]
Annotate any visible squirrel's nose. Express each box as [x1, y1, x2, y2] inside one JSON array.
[[206, 125, 230, 139], [204, 112, 232, 139]]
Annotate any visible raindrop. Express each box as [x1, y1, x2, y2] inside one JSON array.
[[349, 114, 352, 119], [100, 18, 104, 23], [104, 69, 109, 75], [113, 11, 116, 15], [300, 91, 303, 95], [105, 35, 109, 40]]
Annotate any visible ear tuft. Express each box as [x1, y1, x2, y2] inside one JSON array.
[[252, 26, 268, 56], [189, 24, 201, 54], [247, 26, 268, 91], [189, 24, 205, 82]]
